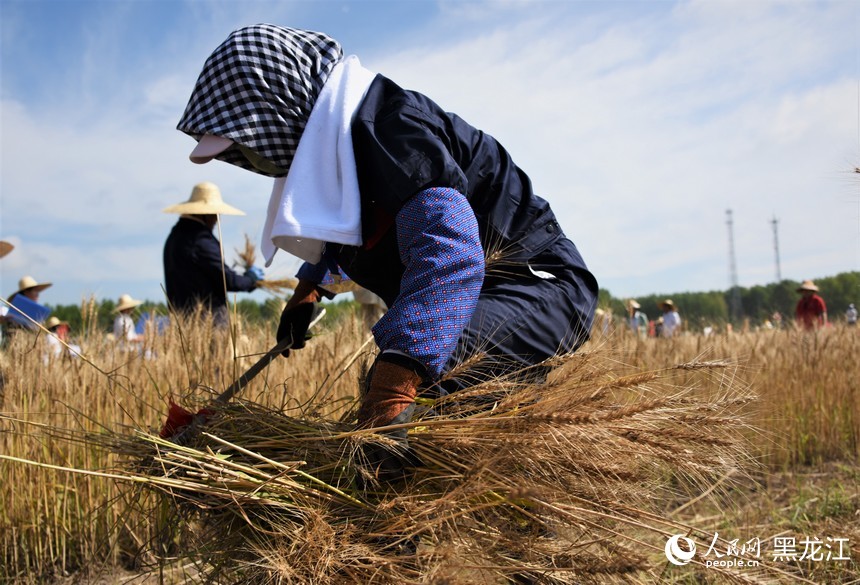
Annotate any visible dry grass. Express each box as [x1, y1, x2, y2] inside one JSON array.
[[0, 307, 857, 583], [588, 323, 860, 467]]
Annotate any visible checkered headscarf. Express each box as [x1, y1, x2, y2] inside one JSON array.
[[177, 24, 343, 177]]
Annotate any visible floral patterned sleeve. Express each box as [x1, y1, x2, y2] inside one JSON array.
[[371, 187, 485, 378]]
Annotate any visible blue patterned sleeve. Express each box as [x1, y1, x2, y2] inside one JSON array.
[[372, 187, 485, 378]]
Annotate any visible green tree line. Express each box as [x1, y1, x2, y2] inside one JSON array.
[[45, 271, 858, 335]]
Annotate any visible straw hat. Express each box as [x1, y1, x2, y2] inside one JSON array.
[[0, 241, 13, 258], [16, 275, 52, 296], [115, 294, 143, 313], [162, 182, 245, 216], [627, 299, 641, 310], [45, 316, 68, 330], [796, 280, 818, 293], [661, 299, 676, 310]]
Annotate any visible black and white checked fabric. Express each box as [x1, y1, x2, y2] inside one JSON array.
[[177, 24, 343, 177]]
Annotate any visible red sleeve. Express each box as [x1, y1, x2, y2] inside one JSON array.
[[815, 296, 827, 314]]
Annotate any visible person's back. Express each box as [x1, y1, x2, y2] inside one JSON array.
[[163, 217, 226, 313], [162, 184, 262, 321]]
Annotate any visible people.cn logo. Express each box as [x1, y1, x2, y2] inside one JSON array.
[[665, 534, 696, 565]]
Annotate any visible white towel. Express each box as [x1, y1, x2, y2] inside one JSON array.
[[261, 56, 376, 266]]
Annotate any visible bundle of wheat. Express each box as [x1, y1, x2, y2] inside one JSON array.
[[63, 347, 792, 585], [234, 234, 299, 296]]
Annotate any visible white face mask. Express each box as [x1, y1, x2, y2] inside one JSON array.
[[236, 144, 289, 176]]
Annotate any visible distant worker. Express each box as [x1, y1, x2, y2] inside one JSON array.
[[163, 182, 264, 327], [43, 316, 80, 361], [0, 242, 14, 344], [592, 308, 614, 336], [626, 299, 648, 339], [660, 299, 681, 338], [794, 280, 827, 330], [352, 286, 387, 330], [9, 275, 51, 305], [5, 276, 52, 331], [113, 294, 145, 347], [844, 303, 856, 327], [771, 311, 783, 330]]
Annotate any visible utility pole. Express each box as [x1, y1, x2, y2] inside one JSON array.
[[726, 209, 741, 324], [771, 215, 782, 283]]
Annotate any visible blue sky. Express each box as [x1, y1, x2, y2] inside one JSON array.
[[1, 0, 858, 307]]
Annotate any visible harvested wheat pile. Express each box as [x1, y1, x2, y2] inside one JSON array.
[[68, 350, 781, 584]]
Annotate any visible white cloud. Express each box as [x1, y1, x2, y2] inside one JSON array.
[[367, 1, 859, 297]]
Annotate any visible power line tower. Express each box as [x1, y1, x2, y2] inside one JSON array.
[[771, 215, 782, 282], [726, 209, 741, 323]]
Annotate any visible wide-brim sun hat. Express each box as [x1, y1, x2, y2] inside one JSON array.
[[45, 316, 68, 330], [0, 241, 13, 259], [16, 275, 52, 296], [115, 294, 144, 313], [627, 299, 641, 310], [661, 299, 676, 309], [796, 280, 819, 292], [162, 182, 245, 216]]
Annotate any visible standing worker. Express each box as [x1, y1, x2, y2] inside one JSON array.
[[626, 299, 648, 339], [660, 299, 681, 338], [112, 294, 145, 349], [163, 182, 265, 327], [845, 303, 857, 327], [177, 25, 598, 478], [795, 280, 827, 330]]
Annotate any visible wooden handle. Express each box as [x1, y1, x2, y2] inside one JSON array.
[[215, 337, 292, 404]]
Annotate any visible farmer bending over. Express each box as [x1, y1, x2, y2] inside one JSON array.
[[177, 25, 598, 479]]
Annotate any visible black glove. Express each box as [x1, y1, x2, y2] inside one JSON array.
[[276, 280, 324, 357], [357, 354, 426, 483], [276, 302, 317, 357]]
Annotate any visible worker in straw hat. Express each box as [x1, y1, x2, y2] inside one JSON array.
[[178, 25, 598, 480], [112, 294, 145, 347], [626, 299, 648, 339], [43, 316, 81, 361], [11, 275, 52, 304], [3, 276, 52, 335], [660, 299, 681, 338], [795, 279, 827, 330], [163, 182, 265, 327]]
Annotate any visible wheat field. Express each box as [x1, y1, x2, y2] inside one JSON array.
[[0, 305, 857, 583]]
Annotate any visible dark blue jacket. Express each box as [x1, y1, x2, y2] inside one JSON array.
[[303, 75, 598, 383], [163, 217, 256, 313]]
